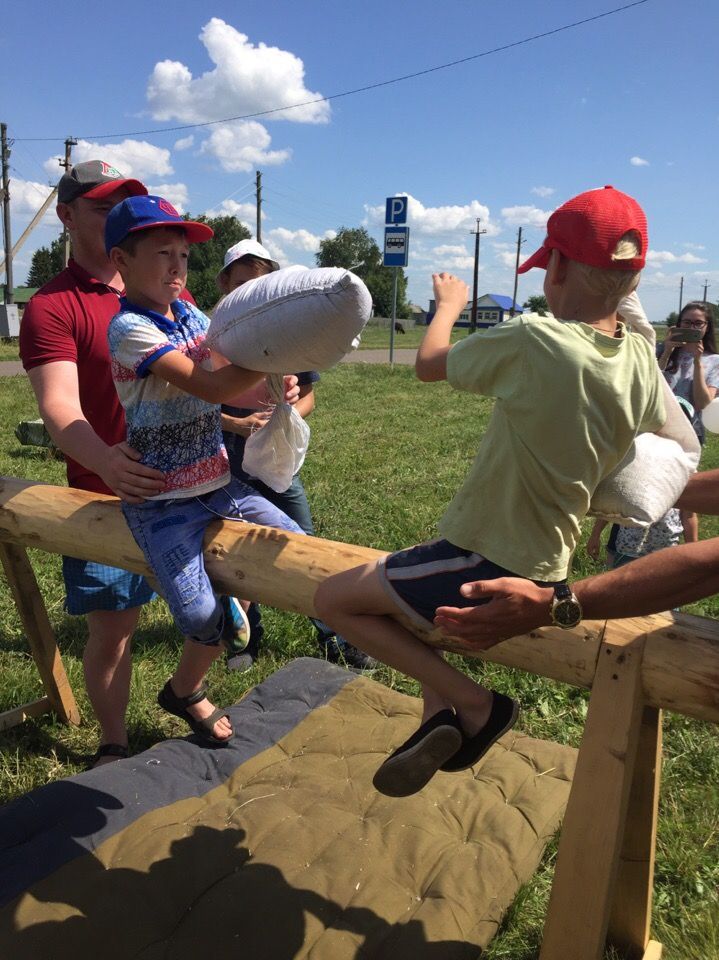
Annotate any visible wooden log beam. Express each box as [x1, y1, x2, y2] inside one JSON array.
[[1, 476, 718, 724]]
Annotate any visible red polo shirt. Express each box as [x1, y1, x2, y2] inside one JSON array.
[[20, 259, 195, 495]]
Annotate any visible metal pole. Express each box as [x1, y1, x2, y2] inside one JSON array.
[[702, 280, 710, 303], [511, 226, 524, 318], [1, 123, 14, 305], [59, 137, 76, 267], [678, 276, 684, 314], [390, 267, 398, 364], [255, 170, 262, 243], [469, 218, 487, 332]]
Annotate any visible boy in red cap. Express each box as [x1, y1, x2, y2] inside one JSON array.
[[105, 195, 304, 745], [315, 186, 666, 797]]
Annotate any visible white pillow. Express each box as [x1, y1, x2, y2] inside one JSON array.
[[208, 266, 372, 372], [589, 378, 701, 527]]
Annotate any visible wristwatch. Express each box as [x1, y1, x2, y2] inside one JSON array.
[[550, 583, 583, 629]]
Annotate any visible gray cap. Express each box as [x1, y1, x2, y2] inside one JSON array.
[[57, 160, 147, 204]]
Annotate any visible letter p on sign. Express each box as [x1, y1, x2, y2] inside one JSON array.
[[385, 196, 408, 225]]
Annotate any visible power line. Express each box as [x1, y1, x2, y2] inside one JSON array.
[[13, 1, 650, 143]]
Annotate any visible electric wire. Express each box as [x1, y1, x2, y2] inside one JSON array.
[[13, 1, 650, 142]]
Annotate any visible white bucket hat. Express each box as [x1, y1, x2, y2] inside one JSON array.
[[217, 239, 280, 280]]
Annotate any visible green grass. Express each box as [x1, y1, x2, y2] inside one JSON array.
[[0, 367, 717, 958], [357, 324, 466, 350], [0, 338, 19, 362]]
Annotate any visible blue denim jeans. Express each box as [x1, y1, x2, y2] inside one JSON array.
[[122, 478, 303, 645]]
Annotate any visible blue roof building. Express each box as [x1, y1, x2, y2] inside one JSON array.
[[426, 293, 523, 328]]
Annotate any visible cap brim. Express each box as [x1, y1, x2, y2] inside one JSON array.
[[82, 179, 148, 200], [128, 220, 214, 243], [517, 244, 551, 274]]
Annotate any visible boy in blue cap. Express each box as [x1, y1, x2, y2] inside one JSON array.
[[105, 195, 303, 744]]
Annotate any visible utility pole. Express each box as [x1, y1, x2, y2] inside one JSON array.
[[469, 218, 487, 333], [702, 279, 710, 303], [255, 170, 262, 243], [1, 123, 13, 305], [678, 276, 684, 313], [58, 137, 77, 267], [510, 226, 525, 318]]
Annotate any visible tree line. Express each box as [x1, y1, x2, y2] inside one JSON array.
[[27, 218, 411, 318]]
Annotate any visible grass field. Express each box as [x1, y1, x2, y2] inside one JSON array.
[[0, 366, 717, 958]]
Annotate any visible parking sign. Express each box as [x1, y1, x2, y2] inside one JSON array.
[[385, 196, 408, 225], [383, 226, 409, 267]]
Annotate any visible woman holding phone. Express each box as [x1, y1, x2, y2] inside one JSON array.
[[659, 301, 719, 540]]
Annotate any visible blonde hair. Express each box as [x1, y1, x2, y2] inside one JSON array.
[[574, 231, 642, 304]]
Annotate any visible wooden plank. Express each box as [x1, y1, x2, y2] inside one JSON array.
[[8, 478, 719, 723], [0, 697, 51, 733], [642, 941, 663, 960], [539, 620, 648, 960], [607, 706, 662, 957], [0, 542, 80, 726]]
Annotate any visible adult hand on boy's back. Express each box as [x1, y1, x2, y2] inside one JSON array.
[[432, 272, 470, 316], [101, 442, 166, 504], [434, 578, 552, 648]]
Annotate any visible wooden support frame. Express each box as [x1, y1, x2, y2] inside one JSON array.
[[0, 541, 79, 731], [540, 621, 662, 960]]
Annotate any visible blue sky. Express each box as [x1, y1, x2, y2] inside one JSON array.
[[2, 0, 717, 319]]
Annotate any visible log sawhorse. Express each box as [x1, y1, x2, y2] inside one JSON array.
[[2, 476, 718, 960]]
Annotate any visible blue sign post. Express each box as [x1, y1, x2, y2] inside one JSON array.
[[383, 197, 410, 364], [383, 226, 409, 268]]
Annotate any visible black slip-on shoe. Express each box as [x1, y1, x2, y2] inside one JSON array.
[[373, 709, 463, 797], [440, 693, 519, 773]]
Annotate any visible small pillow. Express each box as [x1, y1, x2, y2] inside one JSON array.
[[209, 266, 372, 372]]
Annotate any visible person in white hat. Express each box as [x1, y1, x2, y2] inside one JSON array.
[[216, 240, 377, 673]]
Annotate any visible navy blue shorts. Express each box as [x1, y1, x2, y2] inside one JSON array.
[[379, 539, 551, 630]]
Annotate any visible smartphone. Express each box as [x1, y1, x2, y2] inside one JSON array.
[[672, 328, 703, 343]]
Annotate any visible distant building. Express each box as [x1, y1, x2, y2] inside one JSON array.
[[426, 293, 523, 328], [0, 286, 38, 317]]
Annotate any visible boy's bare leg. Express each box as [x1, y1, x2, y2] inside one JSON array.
[[315, 562, 493, 736], [169, 640, 232, 740], [84, 607, 139, 763]]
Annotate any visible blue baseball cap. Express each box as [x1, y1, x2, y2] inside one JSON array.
[[105, 195, 213, 254]]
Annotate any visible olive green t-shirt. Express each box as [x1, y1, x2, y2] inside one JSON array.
[[439, 314, 666, 581]]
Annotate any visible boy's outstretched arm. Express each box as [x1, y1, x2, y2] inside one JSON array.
[[150, 349, 265, 404], [416, 273, 469, 382]]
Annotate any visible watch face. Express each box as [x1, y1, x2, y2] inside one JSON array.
[[554, 599, 582, 628]]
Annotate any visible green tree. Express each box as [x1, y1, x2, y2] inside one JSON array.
[[523, 294, 549, 316], [27, 237, 64, 287], [185, 215, 252, 311], [665, 311, 679, 327], [316, 227, 409, 318]]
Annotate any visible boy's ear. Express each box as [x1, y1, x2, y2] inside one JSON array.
[[109, 246, 127, 273], [546, 249, 568, 286]]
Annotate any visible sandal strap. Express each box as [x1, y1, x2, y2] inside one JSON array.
[[194, 707, 230, 738], [162, 680, 208, 709]]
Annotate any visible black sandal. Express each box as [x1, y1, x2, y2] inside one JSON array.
[[87, 742, 129, 770], [157, 680, 233, 745]]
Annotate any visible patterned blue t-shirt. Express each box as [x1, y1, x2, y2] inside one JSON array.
[[108, 298, 230, 499]]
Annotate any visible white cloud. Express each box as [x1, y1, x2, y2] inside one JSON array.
[[200, 120, 291, 173], [147, 182, 189, 213], [267, 227, 335, 252], [683, 242, 705, 251], [146, 18, 329, 125], [174, 135, 194, 151], [630, 156, 649, 167], [204, 199, 258, 222], [44, 139, 173, 181], [9, 179, 55, 219], [501, 205, 552, 229], [646, 250, 706, 266], [531, 186, 555, 198], [364, 193, 500, 237]]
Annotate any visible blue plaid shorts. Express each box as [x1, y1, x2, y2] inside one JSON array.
[[62, 557, 155, 615]]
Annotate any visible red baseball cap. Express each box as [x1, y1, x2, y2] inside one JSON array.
[[518, 186, 648, 274]]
